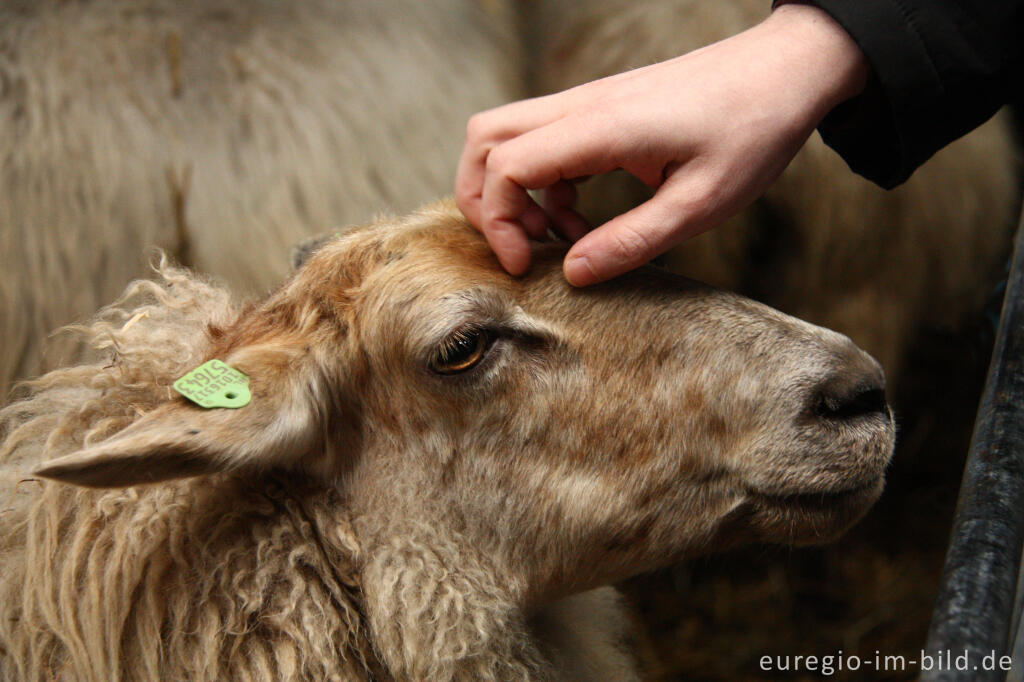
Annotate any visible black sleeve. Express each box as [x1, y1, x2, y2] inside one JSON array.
[[799, 0, 1024, 188]]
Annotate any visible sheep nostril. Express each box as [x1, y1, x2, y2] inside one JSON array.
[[815, 386, 889, 421]]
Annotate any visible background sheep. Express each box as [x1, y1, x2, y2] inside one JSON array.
[[0, 201, 895, 680], [0, 0, 520, 401]]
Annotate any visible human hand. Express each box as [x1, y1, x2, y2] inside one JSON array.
[[455, 2, 868, 286]]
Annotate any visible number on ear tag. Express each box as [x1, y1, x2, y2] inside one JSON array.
[[173, 359, 251, 409]]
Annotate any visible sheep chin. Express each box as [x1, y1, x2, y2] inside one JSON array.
[[744, 477, 886, 546]]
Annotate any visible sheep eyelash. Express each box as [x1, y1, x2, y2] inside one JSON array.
[[430, 325, 497, 375]]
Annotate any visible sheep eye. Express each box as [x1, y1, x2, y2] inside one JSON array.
[[432, 327, 491, 374]]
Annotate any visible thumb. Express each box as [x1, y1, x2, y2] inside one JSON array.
[[563, 186, 704, 286]]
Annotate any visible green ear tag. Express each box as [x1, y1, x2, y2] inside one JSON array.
[[173, 359, 251, 409]]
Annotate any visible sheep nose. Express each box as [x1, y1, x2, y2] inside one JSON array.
[[811, 346, 890, 422], [816, 383, 888, 420]]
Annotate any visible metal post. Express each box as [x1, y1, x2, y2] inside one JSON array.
[[923, 213, 1024, 681]]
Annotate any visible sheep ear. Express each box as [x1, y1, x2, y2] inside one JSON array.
[[290, 223, 367, 270], [33, 374, 318, 488], [291, 232, 338, 270]]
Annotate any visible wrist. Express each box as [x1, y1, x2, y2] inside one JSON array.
[[764, 1, 870, 122]]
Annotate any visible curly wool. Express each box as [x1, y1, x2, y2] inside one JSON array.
[[0, 262, 378, 681], [362, 521, 549, 681]]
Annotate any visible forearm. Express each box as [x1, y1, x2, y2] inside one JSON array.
[[783, 0, 1024, 187]]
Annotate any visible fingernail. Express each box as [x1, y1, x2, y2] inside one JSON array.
[[564, 254, 597, 287]]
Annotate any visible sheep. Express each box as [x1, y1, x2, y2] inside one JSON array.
[[0, 0, 520, 402], [518, 0, 1019, 382], [0, 200, 896, 681]]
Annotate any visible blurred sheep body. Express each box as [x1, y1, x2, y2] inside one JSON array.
[[0, 201, 895, 680], [0, 0, 520, 400], [520, 0, 1019, 380]]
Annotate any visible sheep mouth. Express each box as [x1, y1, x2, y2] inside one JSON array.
[[757, 478, 883, 511], [747, 473, 886, 519], [744, 477, 885, 544]]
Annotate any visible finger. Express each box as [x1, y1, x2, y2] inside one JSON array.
[[479, 114, 626, 274], [541, 179, 577, 213], [485, 114, 624, 192], [548, 206, 591, 243], [477, 150, 553, 275], [541, 182, 590, 242], [456, 64, 655, 225], [456, 131, 496, 231], [520, 198, 552, 240], [456, 93, 581, 229], [563, 182, 707, 286]]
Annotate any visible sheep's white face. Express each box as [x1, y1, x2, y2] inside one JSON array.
[[36, 201, 894, 600]]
